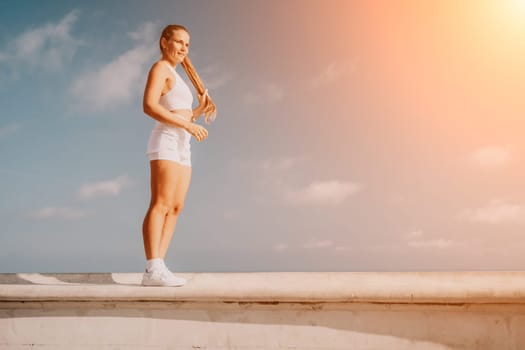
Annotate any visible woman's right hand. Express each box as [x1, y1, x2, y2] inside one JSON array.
[[185, 121, 208, 142], [197, 89, 209, 111]]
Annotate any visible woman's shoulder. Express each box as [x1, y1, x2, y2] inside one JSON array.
[[149, 60, 170, 74]]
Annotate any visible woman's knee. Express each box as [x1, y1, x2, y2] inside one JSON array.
[[170, 202, 185, 216], [149, 200, 173, 216]]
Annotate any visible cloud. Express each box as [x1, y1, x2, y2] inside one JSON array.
[[285, 180, 362, 206], [77, 175, 132, 200], [243, 83, 284, 104], [310, 62, 341, 88], [0, 11, 80, 71], [335, 242, 406, 253], [402, 229, 454, 249], [470, 145, 511, 168], [0, 123, 20, 138], [70, 21, 159, 111], [403, 230, 424, 239], [361, 243, 403, 253], [309, 57, 359, 88], [303, 239, 334, 249], [459, 199, 525, 224], [235, 156, 363, 207], [407, 238, 454, 249], [234, 155, 306, 189], [272, 243, 289, 251], [259, 156, 303, 173], [334, 245, 354, 251], [28, 206, 87, 220], [128, 21, 158, 43], [199, 63, 232, 89]]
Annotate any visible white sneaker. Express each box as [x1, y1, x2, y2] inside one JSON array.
[[141, 267, 187, 287], [161, 261, 176, 276]]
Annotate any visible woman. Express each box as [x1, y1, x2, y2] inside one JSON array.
[[141, 24, 214, 286]]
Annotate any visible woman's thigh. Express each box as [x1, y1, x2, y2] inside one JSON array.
[[149, 160, 192, 207]]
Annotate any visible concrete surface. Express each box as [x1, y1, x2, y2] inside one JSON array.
[[1, 272, 525, 349]]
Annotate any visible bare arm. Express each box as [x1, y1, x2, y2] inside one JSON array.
[[191, 89, 209, 122], [191, 106, 204, 122], [142, 62, 191, 130]]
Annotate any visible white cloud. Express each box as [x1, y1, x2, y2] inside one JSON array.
[[233, 155, 310, 206], [0, 123, 20, 138], [128, 21, 158, 43], [199, 63, 232, 89], [0, 11, 80, 71], [285, 180, 362, 206], [233, 156, 362, 208], [459, 199, 525, 224], [259, 156, 303, 173], [403, 230, 424, 239], [310, 62, 341, 88], [28, 206, 87, 220], [470, 145, 511, 167], [206, 72, 232, 90], [272, 243, 289, 251], [334, 245, 354, 251], [304, 239, 334, 249], [402, 229, 454, 249], [243, 83, 284, 104], [407, 238, 454, 249], [234, 155, 306, 174], [335, 243, 404, 253], [362, 243, 403, 253], [309, 57, 359, 88], [77, 175, 132, 200], [70, 21, 159, 110], [234, 155, 306, 189]]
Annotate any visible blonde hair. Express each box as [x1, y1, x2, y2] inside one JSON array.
[[160, 24, 217, 124]]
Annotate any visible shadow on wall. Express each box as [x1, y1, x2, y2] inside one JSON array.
[[0, 273, 118, 285], [1, 302, 518, 349]]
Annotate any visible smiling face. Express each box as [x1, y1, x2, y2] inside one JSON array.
[[161, 29, 190, 64]]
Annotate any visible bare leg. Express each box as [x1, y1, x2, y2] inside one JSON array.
[[159, 163, 192, 259], [142, 160, 183, 260]]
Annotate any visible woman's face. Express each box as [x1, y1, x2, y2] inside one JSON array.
[[162, 29, 190, 63]]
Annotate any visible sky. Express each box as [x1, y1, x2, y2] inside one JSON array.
[[1, 0, 525, 273]]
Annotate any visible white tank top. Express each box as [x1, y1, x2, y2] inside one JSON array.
[[159, 62, 193, 110]]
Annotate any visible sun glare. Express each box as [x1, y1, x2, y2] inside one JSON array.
[[479, 0, 525, 40], [511, 0, 525, 12], [503, 0, 525, 25]]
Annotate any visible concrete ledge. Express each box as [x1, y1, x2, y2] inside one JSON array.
[[2, 271, 525, 304], [2, 272, 525, 349]]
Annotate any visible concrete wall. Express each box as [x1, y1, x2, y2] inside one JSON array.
[[1, 272, 525, 349]]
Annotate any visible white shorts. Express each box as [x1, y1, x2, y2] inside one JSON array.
[[146, 123, 191, 167]]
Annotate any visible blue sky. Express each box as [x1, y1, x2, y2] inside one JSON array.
[[2, 0, 525, 273]]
